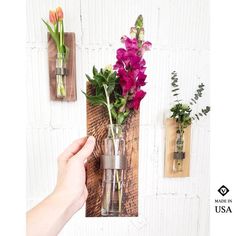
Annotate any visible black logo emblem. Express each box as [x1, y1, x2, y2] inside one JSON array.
[[218, 185, 229, 196]]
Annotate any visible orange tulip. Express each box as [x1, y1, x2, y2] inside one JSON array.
[[56, 6, 64, 21], [49, 10, 57, 25]]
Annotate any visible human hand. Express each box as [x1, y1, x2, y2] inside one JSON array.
[[53, 136, 95, 214], [27, 136, 95, 236]]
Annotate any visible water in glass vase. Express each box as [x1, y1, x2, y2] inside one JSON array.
[[56, 53, 67, 98], [101, 124, 126, 216]]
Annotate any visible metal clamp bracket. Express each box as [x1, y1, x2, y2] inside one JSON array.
[[56, 67, 67, 76], [174, 152, 185, 160], [100, 155, 127, 170]]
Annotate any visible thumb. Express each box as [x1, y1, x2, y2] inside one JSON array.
[[74, 136, 95, 162]]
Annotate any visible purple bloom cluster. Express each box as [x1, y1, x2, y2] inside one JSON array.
[[114, 36, 152, 110]]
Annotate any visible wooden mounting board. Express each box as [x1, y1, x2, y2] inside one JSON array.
[[86, 83, 139, 217], [48, 32, 77, 101], [164, 118, 191, 177]]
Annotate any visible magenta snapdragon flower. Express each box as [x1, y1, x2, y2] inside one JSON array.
[[114, 36, 151, 110]]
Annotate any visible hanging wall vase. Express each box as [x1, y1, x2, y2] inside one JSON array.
[[48, 33, 77, 101], [43, 7, 77, 102], [85, 82, 140, 217], [84, 15, 151, 217], [164, 118, 191, 177], [100, 124, 126, 216]]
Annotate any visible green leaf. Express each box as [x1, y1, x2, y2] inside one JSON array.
[[86, 74, 97, 86], [117, 113, 125, 125], [42, 19, 60, 51], [172, 88, 180, 92], [94, 74, 106, 86], [111, 107, 117, 120], [82, 91, 106, 106], [95, 86, 104, 96], [93, 66, 98, 76]]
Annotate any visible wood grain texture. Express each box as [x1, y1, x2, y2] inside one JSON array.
[[164, 118, 191, 177], [86, 83, 139, 217], [48, 32, 77, 101]]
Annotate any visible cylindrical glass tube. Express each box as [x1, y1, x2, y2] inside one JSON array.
[[56, 53, 67, 98], [173, 129, 185, 172], [101, 124, 125, 216]]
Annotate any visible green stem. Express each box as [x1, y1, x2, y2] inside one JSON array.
[[59, 21, 63, 52], [103, 84, 122, 214], [103, 84, 115, 143]]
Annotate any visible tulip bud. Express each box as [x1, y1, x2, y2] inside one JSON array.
[[49, 10, 57, 25], [56, 6, 64, 21]]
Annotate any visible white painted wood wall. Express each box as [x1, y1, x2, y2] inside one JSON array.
[[26, 0, 210, 235]]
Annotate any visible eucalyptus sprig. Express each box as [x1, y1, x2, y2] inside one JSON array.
[[170, 71, 210, 132], [189, 83, 205, 105], [171, 71, 182, 103]]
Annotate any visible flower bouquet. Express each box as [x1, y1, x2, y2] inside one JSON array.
[[84, 15, 151, 216], [170, 71, 210, 172], [42, 6, 69, 98]]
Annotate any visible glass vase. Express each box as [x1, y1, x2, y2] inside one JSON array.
[[100, 124, 126, 216], [56, 53, 67, 98], [173, 129, 185, 172]]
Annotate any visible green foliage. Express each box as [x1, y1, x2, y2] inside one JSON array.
[[42, 19, 60, 51], [42, 19, 68, 55], [171, 71, 182, 103], [83, 66, 117, 105], [189, 83, 205, 105], [170, 71, 210, 132], [83, 66, 130, 125], [170, 103, 192, 130], [192, 105, 211, 121]]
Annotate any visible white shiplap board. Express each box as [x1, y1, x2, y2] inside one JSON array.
[[26, 0, 210, 235]]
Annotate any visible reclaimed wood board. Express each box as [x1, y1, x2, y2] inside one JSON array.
[[164, 118, 191, 177], [47, 32, 77, 101], [86, 83, 139, 217]]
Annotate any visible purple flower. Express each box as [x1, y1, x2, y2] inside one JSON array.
[[142, 41, 152, 51], [130, 90, 146, 110], [113, 36, 151, 108], [124, 37, 139, 50], [140, 41, 152, 56]]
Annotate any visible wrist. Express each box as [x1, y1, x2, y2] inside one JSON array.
[[48, 192, 74, 221], [51, 189, 81, 216]]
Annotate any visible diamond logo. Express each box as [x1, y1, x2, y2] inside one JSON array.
[[218, 185, 229, 196]]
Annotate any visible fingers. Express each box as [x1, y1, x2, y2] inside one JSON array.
[[74, 136, 95, 163], [58, 137, 88, 164]]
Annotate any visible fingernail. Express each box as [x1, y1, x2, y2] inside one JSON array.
[[88, 136, 95, 143]]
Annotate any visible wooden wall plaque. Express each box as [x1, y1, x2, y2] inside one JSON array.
[[164, 118, 191, 177], [47, 32, 77, 101], [86, 83, 139, 217]]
